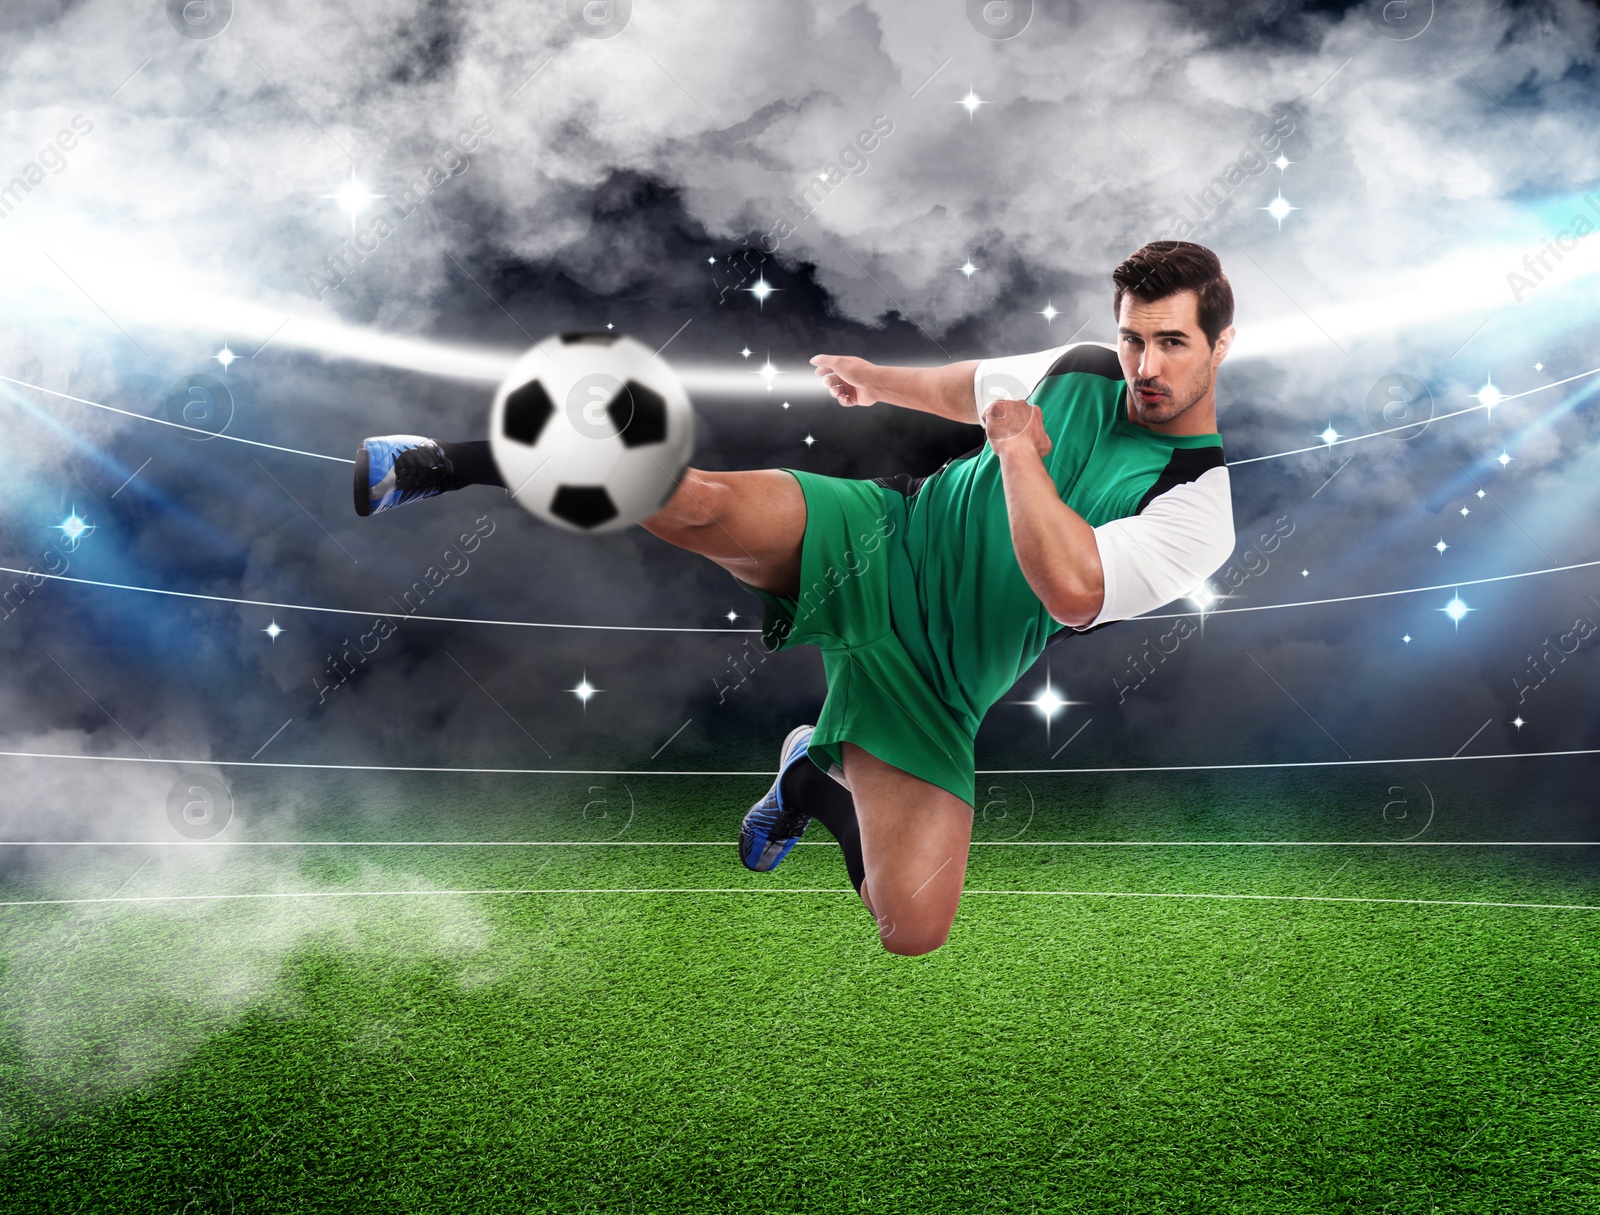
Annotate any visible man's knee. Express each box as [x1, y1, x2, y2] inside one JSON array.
[[881, 927, 950, 957], [651, 469, 723, 531], [871, 907, 954, 957]]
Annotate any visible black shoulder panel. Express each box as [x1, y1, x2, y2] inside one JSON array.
[[1041, 343, 1124, 383], [1134, 445, 1225, 515]]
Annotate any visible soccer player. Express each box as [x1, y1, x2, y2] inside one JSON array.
[[353, 240, 1237, 956]]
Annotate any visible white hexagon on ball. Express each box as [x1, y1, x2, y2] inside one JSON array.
[[489, 332, 695, 533]]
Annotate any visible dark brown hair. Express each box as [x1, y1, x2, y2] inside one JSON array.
[[1112, 241, 1234, 348]]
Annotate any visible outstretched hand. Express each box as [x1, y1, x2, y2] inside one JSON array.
[[981, 397, 1052, 461], [810, 354, 876, 407]]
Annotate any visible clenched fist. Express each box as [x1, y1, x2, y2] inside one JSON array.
[[981, 397, 1052, 461]]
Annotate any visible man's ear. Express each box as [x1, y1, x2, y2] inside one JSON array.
[[1212, 324, 1236, 366]]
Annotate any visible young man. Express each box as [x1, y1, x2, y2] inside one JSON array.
[[353, 240, 1238, 956]]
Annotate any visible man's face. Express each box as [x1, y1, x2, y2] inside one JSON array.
[[1116, 289, 1232, 426]]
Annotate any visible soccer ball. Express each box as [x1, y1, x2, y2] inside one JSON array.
[[489, 332, 695, 533]]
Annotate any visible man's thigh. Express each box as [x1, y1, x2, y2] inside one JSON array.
[[641, 468, 806, 597], [842, 741, 974, 956]]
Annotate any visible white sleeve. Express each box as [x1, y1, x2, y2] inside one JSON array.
[[973, 341, 1101, 412], [1075, 465, 1236, 629]]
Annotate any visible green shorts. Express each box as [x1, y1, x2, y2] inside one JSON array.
[[735, 469, 977, 808]]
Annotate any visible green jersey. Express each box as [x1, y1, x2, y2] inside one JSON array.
[[875, 341, 1235, 735]]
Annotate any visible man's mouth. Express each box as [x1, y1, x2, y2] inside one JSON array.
[[1136, 387, 1165, 402]]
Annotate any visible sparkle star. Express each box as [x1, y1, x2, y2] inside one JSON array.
[[54, 508, 94, 549], [802, 434, 816, 447], [780, 400, 790, 410], [1476, 489, 1486, 499], [1496, 451, 1512, 467], [1272, 154, 1292, 172], [1533, 361, 1543, 371], [739, 346, 752, 359], [1434, 539, 1449, 554], [1264, 192, 1297, 227], [725, 611, 738, 623], [263, 620, 284, 642], [1027, 684, 1068, 719], [333, 181, 377, 217], [1188, 584, 1217, 611], [755, 359, 779, 391], [1473, 377, 1504, 413], [1039, 301, 1060, 324], [958, 88, 985, 118], [1016, 672, 1077, 741], [1402, 634, 1412, 644], [568, 672, 601, 710], [1439, 593, 1471, 628], [324, 171, 382, 222], [213, 345, 237, 371], [1320, 424, 1340, 445], [746, 277, 777, 306], [1512, 716, 1526, 729], [960, 260, 977, 278], [1460, 505, 1470, 517]]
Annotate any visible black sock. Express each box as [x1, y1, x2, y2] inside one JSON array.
[[779, 756, 865, 894], [439, 440, 506, 488]]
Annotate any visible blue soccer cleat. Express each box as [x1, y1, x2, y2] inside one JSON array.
[[354, 435, 466, 517], [740, 724, 818, 872]]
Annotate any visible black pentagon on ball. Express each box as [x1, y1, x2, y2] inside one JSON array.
[[560, 331, 619, 345], [502, 379, 555, 446], [550, 485, 619, 530], [607, 380, 668, 447]]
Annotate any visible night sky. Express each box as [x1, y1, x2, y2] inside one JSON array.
[[1, 0, 1598, 849]]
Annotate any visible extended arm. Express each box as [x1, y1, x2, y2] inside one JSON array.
[[810, 354, 982, 425]]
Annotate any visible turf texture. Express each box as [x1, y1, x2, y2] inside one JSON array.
[[0, 768, 1596, 1214]]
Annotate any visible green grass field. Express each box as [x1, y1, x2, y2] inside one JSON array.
[[0, 767, 1596, 1214]]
